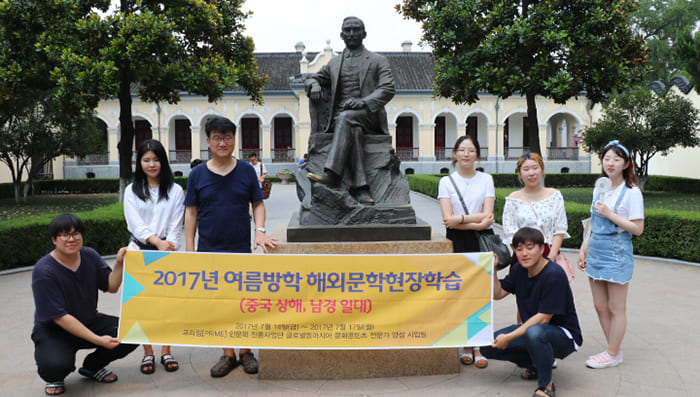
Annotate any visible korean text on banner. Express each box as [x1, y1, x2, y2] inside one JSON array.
[[119, 251, 494, 349]]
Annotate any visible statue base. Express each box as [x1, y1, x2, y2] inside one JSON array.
[[296, 133, 415, 226], [287, 212, 431, 242], [258, 224, 458, 380]]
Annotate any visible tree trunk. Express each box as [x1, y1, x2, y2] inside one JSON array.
[[13, 180, 23, 204], [526, 91, 541, 155], [637, 174, 647, 190], [117, 66, 134, 202]]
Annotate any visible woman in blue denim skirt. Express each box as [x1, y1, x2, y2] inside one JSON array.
[[577, 140, 644, 369]]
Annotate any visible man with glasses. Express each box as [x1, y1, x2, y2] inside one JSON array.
[[184, 115, 277, 377], [31, 214, 137, 396]]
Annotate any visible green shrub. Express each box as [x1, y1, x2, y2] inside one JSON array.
[[35, 178, 120, 194], [407, 174, 441, 198], [645, 175, 700, 194], [0, 202, 129, 271]]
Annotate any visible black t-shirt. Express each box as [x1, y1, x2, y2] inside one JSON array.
[[32, 247, 111, 334], [500, 260, 583, 346]]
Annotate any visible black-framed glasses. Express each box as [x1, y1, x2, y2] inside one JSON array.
[[210, 135, 234, 143], [57, 231, 82, 241]]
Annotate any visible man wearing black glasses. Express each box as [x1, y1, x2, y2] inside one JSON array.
[[31, 214, 137, 396]]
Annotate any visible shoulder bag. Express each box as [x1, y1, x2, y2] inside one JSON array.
[[260, 163, 272, 199], [448, 175, 511, 270]]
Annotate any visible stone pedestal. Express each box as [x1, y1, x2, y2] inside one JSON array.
[[257, 225, 459, 380], [296, 134, 414, 226], [287, 212, 432, 242]]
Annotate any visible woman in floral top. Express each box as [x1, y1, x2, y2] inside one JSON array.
[[502, 153, 571, 278]]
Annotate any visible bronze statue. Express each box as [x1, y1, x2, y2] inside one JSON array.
[[305, 16, 395, 205]]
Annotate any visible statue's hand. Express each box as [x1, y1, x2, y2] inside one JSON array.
[[308, 83, 322, 100], [341, 98, 366, 110]]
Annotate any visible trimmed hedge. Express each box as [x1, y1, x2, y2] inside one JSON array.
[[408, 174, 700, 263], [0, 203, 129, 271], [0, 173, 697, 270], [0, 173, 693, 198]]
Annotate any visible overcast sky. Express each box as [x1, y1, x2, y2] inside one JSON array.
[[240, 0, 428, 53]]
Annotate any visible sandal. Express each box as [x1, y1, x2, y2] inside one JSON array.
[[140, 355, 155, 374], [521, 367, 538, 380], [533, 383, 555, 397], [160, 354, 179, 372], [474, 348, 488, 369], [78, 367, 118, 383], [239, 351, 258, 374], [210, 355, 238, 378], [475, 355, 488, 368], [45, 382, 65, 396], [459, 351, 474, 365]]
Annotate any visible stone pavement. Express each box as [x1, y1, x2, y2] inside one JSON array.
[[1, 183, 699, 397]]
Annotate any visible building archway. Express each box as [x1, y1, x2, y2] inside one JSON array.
[[77, 119, 110, 165], [465, 112, 489, 159], [503, 112, 529, 160], [395, 113, 419, 161], [546, 112, 581, 160], [239, 116, 262, 160], [434, 113, 458, 160], [168, 117, 192, 164], [272, 115, 294, 162]]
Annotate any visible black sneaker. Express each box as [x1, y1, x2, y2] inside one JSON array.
[[239, 352, 258, 374]]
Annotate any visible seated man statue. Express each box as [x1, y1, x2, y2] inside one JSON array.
[[305, 16, 395, 205], [480, 227, 583, 397], [31, 214, 137, 395]]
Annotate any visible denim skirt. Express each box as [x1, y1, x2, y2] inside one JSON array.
[[586, 232, 634, 284]]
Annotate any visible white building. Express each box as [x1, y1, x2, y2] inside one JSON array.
[[10, 42, 697, 182]]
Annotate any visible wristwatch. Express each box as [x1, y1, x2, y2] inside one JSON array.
[[255, 227, 266, 234]]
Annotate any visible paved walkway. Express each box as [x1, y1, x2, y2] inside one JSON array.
[[2, 183, 699, 396]]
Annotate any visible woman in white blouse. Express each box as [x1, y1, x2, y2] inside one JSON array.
[[124, 139, 184, 375], [502, 153, 571, 278], [438, 135, 495, 369]]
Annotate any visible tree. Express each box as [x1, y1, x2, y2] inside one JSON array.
[[0, 105, 103, 203], [43, 0, 266, 198], [398, 0, 648, 154], [582, 87, 699, 188], [677, 29, 700, 93], [0, 0, 109, 203], [631, 0, 700, 83]]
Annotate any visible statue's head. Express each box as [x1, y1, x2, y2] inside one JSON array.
[[340, 16, 366, 50]]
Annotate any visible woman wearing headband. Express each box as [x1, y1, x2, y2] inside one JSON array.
[[577, 140, 644, 369]]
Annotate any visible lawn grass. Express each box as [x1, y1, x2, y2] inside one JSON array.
[[0, 187, 698, 223], [0, 193, 119, 221]]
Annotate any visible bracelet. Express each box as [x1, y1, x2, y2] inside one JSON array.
[[460, 215, 465, 224]]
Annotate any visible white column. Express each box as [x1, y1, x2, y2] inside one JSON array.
[[419, 123, 436, 161], [261, 123, 272, 163], [191, 126, 201, 161]]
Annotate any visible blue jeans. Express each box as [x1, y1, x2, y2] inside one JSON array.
[[480, 324, 576, 388]]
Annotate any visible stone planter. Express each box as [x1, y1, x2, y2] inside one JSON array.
[[276, 169, 294, 185]]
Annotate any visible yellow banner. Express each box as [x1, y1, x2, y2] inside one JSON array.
[[119, 250, 494, 348]]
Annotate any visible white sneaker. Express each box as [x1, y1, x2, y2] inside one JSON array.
[[586, 351, 623, 369]]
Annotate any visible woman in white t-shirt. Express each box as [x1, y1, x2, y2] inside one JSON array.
[[577, 140, 644, 370], [438, 135, 495, 369]]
